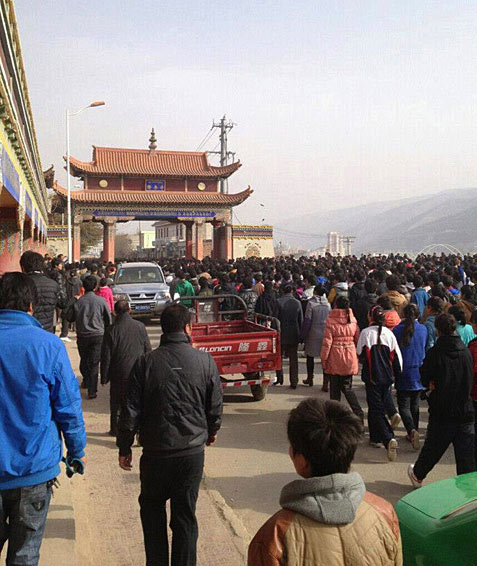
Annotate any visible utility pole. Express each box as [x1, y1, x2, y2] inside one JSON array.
[[342, 236, 356, 256], [208, 115, 235, 194]]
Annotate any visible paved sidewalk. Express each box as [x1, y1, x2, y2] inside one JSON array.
[[37, 335, 247, 566], [39, 476, 77, 566], [1, 457, 77, 566]]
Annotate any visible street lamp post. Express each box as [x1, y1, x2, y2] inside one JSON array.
[[66, 100, 105, 262]]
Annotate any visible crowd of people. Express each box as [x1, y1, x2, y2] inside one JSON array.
[[14, 250, 477, 482], [165, 252, 477, 486], [2, 249, 477, 565]]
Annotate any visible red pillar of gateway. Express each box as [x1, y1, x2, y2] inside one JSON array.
[[102, 220, 116, 263], [72, 220, 81, 263], [185, 222, 193, 258], [223, 224, 233, 260], [211, 224, 233, 260], [212, 225, 221, 260], [194, 222, 205, 260]]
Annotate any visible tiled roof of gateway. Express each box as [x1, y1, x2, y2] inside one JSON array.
[[52, 183, 252, 206], [67, 147, 242, 178]]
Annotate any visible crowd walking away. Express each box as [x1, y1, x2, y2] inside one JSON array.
[[2, 249, 477, 564], [142, 250, 476, 479]]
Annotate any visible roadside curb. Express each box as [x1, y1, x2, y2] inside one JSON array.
[[40, 471, 77, 566], [202, 476, 251, 561]]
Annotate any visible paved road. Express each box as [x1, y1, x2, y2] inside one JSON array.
[[62, 330, 246, 566], [142, 321, 460, 540], [47, 321, 459, 566]]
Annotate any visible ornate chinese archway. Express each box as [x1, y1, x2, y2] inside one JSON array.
[[52, 138, 252, 262]]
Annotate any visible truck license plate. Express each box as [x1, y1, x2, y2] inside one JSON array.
[[135, 305, 151, 311]]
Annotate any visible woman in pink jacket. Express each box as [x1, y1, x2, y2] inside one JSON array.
[[321, 296, 363, 421], [95, 278, 115, 312]]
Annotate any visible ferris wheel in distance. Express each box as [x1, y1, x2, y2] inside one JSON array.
[[417, 243, 465, 257]]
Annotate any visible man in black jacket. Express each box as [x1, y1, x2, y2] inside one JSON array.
[[48, 258, 70, 340], [348, 269, 367, 314], [20, 251, 61, 333], [213, 273, 237, 319], [117, 303, 223, 566], [275, 285, 303, 388], [61, 268, 82, 341], [101, 300, 151, 436], [353, 278, 378, 330], [409, 313, 475, 488]]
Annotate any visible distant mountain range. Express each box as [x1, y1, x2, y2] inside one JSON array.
[[275, 188, 477, 254]]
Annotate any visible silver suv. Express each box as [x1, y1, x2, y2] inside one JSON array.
[[111, 262, 171, 319]]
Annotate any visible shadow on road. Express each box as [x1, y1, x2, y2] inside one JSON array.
[[366, 480, 414, 505], [207, 471, 296, 519], [43, 518, 75, 540], [85, 435, 117, 449], [224, 394, 257, 404]]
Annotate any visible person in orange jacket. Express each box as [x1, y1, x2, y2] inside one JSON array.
[[248, 398, 402, 566]]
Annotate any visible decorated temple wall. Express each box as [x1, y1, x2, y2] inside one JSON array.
[[0, 228, 45, 274], [233, 238, 275, 259], [0, 2, 49, 272], [46, 225, 68, 257], [232, 225, 274, 259], [0, 222, 20, 273], [0, 116, 48, 273], [46, 238, 68, 258], [0, 119, 44, 227]]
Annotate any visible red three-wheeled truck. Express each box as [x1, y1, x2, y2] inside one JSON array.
[[175, 295, 282, 400]]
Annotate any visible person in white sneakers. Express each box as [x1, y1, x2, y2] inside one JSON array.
[[357, 305, 402, 461], [393, 304, 428, 451]]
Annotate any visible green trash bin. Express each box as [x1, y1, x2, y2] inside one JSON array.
[[395, 472, 477, 566]]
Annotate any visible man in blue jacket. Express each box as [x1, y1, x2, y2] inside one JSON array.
[[410, 275, 429, 318], [0, 272, 86, 566]]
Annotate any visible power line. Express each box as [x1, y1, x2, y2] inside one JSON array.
[[274, 227, 327, 239], [233, 210, 243, 225], [195, 126, 214, 151], [196, 129, 215, 151]]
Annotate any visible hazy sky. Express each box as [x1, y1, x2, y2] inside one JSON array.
[[15, 0, 477, 233]]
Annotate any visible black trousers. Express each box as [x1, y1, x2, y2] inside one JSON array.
[[384, 387, 398, 418], [306, 356, 314, 379], [139, 451, 204, 566], [77, 335, 103, 396], [414, 419, 476, 480], [59, 311, 70, 338], [366, 383, 394, 446], [109, 384, 121, 435], [329, 375, 364, 418], [474, 401, 477, 466], [275, 344, 298, 386], [397, 390, 421, 434]]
